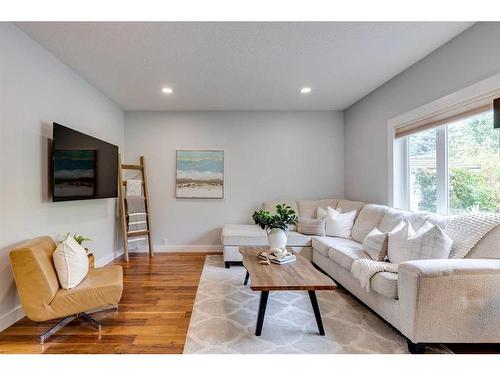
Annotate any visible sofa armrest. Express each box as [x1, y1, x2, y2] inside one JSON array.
[[400, 258, 500, 277], [398, 259, 500, 344]]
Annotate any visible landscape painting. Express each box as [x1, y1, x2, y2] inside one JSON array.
[[176, 150, 224, 199]]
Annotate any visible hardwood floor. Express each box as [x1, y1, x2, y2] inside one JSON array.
[[0, 252, 215, 354], [1, 252, 499, 354]]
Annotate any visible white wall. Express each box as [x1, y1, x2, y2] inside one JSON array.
[[0, 23, 124, 329], [125, 111, 344, 248], [344, 22, 500, 204]]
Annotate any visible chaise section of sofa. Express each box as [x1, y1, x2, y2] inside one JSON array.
[[221, 224, 312, 268]]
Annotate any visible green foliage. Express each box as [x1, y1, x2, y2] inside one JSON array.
[[65, 232, 92, 246], [411, 111, 499, 214], [414, 168, 500, 213], [449, 168, 499, 213], [413, 169, 437, 212], [252, 204, 297, 231]]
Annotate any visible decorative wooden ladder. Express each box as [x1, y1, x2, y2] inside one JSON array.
[[118, 155, 153, 261]]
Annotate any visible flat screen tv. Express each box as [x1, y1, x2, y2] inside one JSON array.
[[52, 123, 119, 202]]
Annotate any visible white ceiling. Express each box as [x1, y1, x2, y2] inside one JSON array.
[[17, 22, 473, 111]]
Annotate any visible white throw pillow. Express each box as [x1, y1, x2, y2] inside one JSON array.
[[388, 221, 453, 264], [362, 227, 389, 261], [387, 221, 414, 264], [53, 236, 89, 289], [406, 222, 453, 261], [325, 206, 356, 238], [364, 223, 407, 261]]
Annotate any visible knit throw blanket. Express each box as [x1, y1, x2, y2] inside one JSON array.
[[125, 196, 148, 248], [351, 259, 398, 292], [445, 213, 500, 259]]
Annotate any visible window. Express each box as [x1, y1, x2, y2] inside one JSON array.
[[409, 127, 437, 212], [396, 110, 499, 214]]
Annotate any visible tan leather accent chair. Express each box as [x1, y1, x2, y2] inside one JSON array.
[[9, 236, 123, 343]]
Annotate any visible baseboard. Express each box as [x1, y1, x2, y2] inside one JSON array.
[[129, 245, 222, 253], [0, 305, 25, 333], [95, 249, 125, 267]]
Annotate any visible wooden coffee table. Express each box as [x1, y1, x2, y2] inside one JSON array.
[[239, 247, 335, 336]]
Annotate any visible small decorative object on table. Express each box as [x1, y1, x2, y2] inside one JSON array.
[[259, 250, 296, 265], [252, 204, 297, 254]]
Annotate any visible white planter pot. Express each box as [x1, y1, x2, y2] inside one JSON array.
[[267, 228, 288, 250]]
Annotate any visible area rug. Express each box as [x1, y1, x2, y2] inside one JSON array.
[[183, 255, 452, 354]]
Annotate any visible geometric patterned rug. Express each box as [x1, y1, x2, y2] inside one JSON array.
[[183, 255, 452, 354]]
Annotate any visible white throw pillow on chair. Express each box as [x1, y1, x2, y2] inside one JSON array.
[[53, 236, 89, 289], [325, 206, 356, 238]]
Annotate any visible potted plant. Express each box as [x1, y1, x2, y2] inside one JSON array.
[[252, 204, 297, 252], [65, 233, 92, 252]]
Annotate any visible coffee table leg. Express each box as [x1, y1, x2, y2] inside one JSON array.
[[308, 290, 325, 335], [244, 271, 250, 285], [255, 291, 269, 336]]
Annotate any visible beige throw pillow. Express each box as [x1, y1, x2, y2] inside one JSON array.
[[325, 207, 356, 238], [362, 228, 389, 261], [297, 217, 326, 236], [363, 222, 406, 261], [53, 236, 89, 289]]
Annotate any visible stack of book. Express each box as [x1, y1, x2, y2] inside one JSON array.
[[258, 251, 296, 265]]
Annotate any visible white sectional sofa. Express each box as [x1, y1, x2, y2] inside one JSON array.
[[221, 198, 500, 353]]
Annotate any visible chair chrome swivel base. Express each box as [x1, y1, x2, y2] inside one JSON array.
[[39, 305, 117, 344]]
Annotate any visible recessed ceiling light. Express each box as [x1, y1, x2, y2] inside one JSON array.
[[300, 87, 312, 94], [161, 87, 173, 94]]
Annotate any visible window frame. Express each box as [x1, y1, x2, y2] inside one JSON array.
[[394, 111, 498, 215], [387, 72, 500, 212]]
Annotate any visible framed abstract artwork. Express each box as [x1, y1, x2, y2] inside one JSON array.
[[176, 150, 224, 199]]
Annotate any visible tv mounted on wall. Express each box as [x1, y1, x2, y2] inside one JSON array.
[[52, 123, 118, 202]]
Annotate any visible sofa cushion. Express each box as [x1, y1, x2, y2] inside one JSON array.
[[371, 272, 398, 299], [336, 199, 365, 219], [379, 208, 412, 233], [221, 224, 311, 247], [311, 237, 333, 257], [297, 199, 339, 219], [351, 204, 388, 243], [326, 239, 367, 270], [287, 231, 312, 247], [263, 200, 298, 231], [379, 208, 449, 232], [222, 224, 267, 246], [408, 212, 449, 231]]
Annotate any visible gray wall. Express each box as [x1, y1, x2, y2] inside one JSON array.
[[0, 23, 124, 328], [125, 111, 344, 247], [344, 22, 500, 204]]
